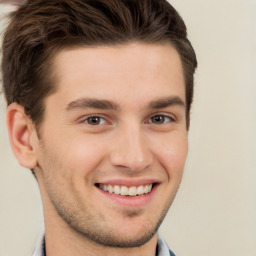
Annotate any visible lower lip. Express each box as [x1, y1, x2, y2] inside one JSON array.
[[96, 185, 158, 207]]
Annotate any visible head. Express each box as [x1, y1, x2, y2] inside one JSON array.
[[2, 0, 197, 253]]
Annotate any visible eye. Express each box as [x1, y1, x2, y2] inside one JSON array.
[[84, 116, 107, 125], [149, 115, 174, 124]]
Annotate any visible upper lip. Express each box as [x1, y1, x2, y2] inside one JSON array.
[[95, 179, 160, 187]]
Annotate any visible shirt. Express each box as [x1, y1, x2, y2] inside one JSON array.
[[32, 233, 175, 256]]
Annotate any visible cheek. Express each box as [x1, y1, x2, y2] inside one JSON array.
[[153, 132, 188, 178], [37, 136, 106, 199], [46, 134, 109, 178]]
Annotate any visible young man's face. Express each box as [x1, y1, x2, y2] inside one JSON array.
[[33, 43, 188, 247]]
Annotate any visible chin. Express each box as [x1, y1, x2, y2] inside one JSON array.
[[82, 227, 158, 248]]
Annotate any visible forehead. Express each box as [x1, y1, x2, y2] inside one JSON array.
[[49, 43, 185, 108]]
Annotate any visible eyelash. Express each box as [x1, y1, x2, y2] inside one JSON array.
[[81, 114, 175, 126]]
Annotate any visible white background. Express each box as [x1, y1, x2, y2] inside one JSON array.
[[0, 1, 256, 255]]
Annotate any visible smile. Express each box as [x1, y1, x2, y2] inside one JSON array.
[[98, 184, 153, 196]]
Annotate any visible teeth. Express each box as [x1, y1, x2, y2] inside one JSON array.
[[108, 184, 114, 193], [99, 184, 153, 196], [121, 186, 129, 196], [137, 185, 144, 195], [114, 185, 120, 195], [128, 186, 137, 196]]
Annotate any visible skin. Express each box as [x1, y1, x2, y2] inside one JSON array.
[[7, 43, 188, 256]]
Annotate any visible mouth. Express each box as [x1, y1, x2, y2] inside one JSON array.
[[96, 183, 155, 197]]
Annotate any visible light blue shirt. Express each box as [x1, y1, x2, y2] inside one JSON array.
[[32, 233, 175, 256]]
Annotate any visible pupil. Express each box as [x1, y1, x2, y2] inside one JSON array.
[[153, 116, 163, 123], [89, 117, 99, 124]]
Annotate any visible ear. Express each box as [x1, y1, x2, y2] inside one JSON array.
[[6, 103, 38, 169]]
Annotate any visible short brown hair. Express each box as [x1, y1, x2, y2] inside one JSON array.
[[1, 0, 197, 128]]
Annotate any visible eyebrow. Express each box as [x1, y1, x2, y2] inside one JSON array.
[[66, 96, 185, 112], [148, 96, 185, 109], [66, 98, 120, 111]]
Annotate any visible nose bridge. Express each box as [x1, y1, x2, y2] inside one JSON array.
[[110, 123, 153, 172]]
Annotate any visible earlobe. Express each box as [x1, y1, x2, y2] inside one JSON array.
[[6, 103, 38, 169]]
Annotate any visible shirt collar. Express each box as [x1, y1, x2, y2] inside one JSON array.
[[32, 233, 45, 256], [32, 233, 173, 256], [157, 235, 174, 256]]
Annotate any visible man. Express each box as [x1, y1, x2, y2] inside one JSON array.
[[1, 0, 197, 255]]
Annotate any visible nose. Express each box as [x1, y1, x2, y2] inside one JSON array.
[[110, 126, 153, 172]]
